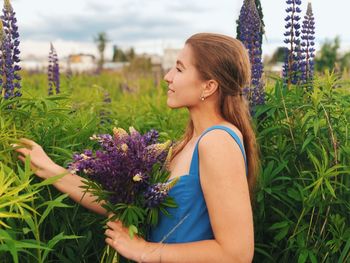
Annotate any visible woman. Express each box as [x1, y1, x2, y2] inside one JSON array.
[[14, 33, 260, 262]]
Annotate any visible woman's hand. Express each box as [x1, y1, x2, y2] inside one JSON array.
[[12, 138, 65, 179], [105, 219, 151, 262]]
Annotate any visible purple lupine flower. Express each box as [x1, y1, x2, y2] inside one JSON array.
[[103, 91, 111, 103], [0, 0, 21, 99], [67, 127, 172, 205], [283, 0, 303, 86], [300, 2, 315, 84], [0, 22, 4, 94], [143, 129, 159, 145], [48, 42, 60, 95], [144, 182, 170, 208], [237, 0, 265, 106], [99, 91, 112, 125]]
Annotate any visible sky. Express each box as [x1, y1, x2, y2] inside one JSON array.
[[10, 0, 350, 59]]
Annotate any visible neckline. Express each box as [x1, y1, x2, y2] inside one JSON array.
[[165, 125, 228, 182], [167, 173, 190, 182], [166, 124, 244, 183]]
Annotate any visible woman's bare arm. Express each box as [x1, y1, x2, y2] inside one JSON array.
[[13, 138, 107, 216], [48, 165, 107, 215]]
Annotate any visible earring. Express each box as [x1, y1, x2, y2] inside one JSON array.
[[201, 96, 205, 101]]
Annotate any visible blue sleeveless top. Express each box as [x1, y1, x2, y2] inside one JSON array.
[[147, 125, 248, 243]]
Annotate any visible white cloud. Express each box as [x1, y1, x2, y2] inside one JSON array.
[[10, 0, 350, 58]]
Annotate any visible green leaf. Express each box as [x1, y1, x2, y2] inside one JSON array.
[[32, 172, 68, 188], [324, 179, 336, 198], [313, 118, 319, 137], [148, 208, 158, 226], [287, 188, 302, 202], [301, 135, 314, 153], [49, 146, 74, 159], [162, 197, 177, 208], [22, 227, 31, 235], [274, 227, 289, 242], [338, 237, 350, 263], [23, 215, 36, 234], [308, 251, 318, 263], [298, 249, 308, 263], [128, 225, 138, 239], [37, 194, 71, 226], [42, 232, 81, 262], [269, 221, 289, 231], [0, 230, 18, 263]]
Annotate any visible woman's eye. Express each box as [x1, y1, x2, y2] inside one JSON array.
[[176, 67, 182, 72]]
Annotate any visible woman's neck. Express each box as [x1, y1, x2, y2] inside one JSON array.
[[191, 117, 228, 139]]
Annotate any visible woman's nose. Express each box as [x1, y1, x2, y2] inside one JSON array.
[[163, 68, 173, 83]]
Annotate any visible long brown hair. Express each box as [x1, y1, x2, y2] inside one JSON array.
[[169, 33, 260, 197]]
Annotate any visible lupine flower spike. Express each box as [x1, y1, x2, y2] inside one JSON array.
[[144, 178, 179, 208], [300, 2, 315, 85], [237, 0, 265, 106], [48, 42, 60, 95], [0, 21, 5, 96], [0, 0, 21, 99], [99, 90, 112, 125], [283, 0, 303, 87]]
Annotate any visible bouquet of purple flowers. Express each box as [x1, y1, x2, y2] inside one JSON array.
[[68, 126, 178, 238]]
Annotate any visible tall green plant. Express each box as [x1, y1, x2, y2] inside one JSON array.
[[253, 73, 350, 262], [0, 159, 79, 263]]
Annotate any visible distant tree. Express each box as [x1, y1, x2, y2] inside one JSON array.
[[315, 37, 340, 72], [94, 32, 109, 71], [125, 47, 135, 61], [112, 45, 118, 62], [124, 56, 152, 74], [269, 47, 288, 64], [112, 45, 127, 62], [340, 51, 350, 71]]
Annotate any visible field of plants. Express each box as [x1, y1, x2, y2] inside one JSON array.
[[1, 0, 350, 262], [1, 72, 349, 263]]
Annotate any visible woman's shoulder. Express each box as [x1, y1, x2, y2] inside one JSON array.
[[196, 123, 245, 160], [197, 123, 247, 178], [203, 123, 244, 144]]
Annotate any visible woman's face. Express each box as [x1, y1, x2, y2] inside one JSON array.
[[164, 44, 204, 109]]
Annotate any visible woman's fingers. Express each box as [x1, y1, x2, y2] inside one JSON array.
[[18, 155, 25, 162], [106, 220, 123, 230], [13, 146, 32, 160], [105, 237, 114, 246], [105, 228, 123, 248], [19, 138, 38, 146], [105, 229, 117, 238], [11, 138, 38, 149], [105, 229, 121, 247], [12, 141, 32, 151], [17, 154, 38, 168], [14, 146, 30, 155]]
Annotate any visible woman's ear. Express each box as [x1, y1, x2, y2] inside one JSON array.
[[203, 79, 219, 97]]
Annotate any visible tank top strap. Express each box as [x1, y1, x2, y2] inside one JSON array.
[[188, 125, 248, 177]]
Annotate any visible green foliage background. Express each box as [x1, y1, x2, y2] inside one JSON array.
[[0, 71, 349, 262]]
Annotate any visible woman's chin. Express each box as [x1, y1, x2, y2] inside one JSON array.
[[166, 103, 176, 109], [166, 99, 181, 109]]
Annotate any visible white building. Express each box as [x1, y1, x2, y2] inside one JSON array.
[[162, 48, 181, 72], [103, 61, 130, 71], [20, 53, 98, 73], [20, 49, 183, 74], [20, 55, 47, 72], [66, 54, 97, 73]]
